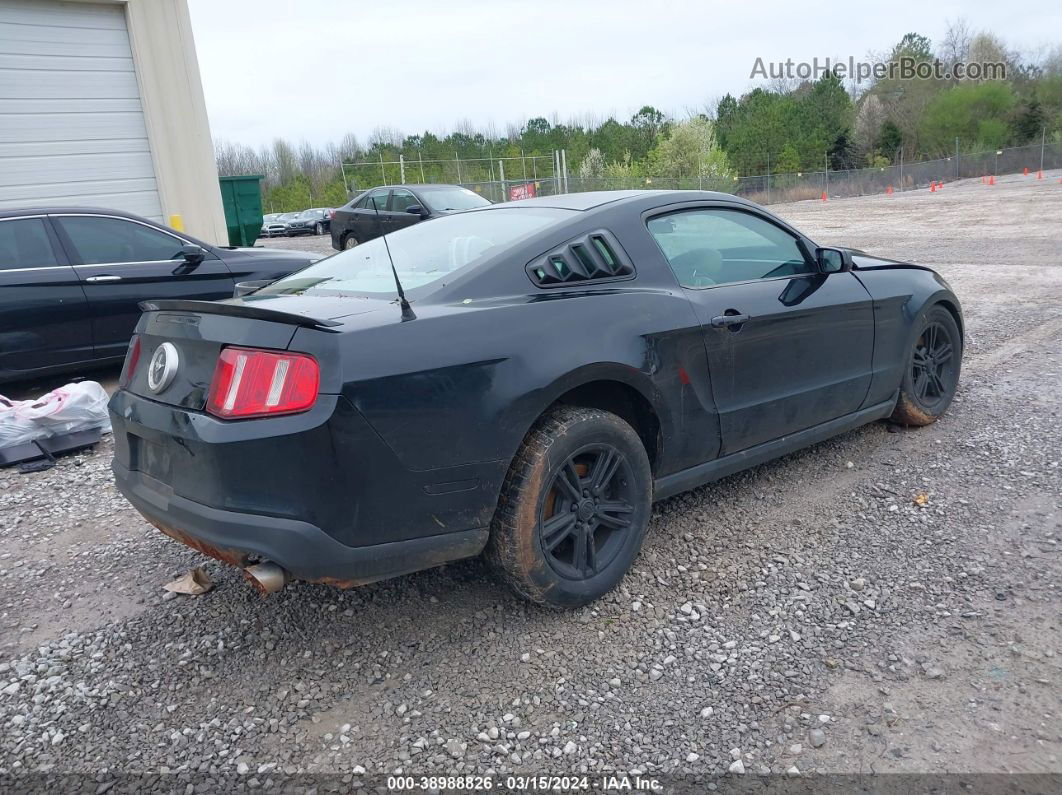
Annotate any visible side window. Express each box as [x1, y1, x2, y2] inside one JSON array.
[[57, 216, 185, 265], [0, 218, 59, 270], [354, 194, 372, 209], [368, 190, 390, 211], [390, 190, 418, 212], [648, 208, 812, 288]]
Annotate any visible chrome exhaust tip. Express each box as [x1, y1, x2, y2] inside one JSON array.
[[243, 562, 288, 595]]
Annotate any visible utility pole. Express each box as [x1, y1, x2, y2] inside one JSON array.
[[455, 152, 462, 184], [824, 150, 829, 198], [561, 150, 568, 193], [379, 152, 385, 184], [898, 148, 903, 193], [399, 154, 406, 185], [498, 159, 506, 201], [1041, 126, 1047, 174], [419, 152, 425, 183], [955, 137, 960, 182]]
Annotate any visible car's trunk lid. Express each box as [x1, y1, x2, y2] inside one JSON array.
[[126, 296, 393, 410]]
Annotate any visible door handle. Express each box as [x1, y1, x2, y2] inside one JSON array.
[[710, 312, 750, 328], [85, 275, 122, 283]]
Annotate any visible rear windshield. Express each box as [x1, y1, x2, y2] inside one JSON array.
[[258, 208, 573, 297], [419, 186, 492, 212]]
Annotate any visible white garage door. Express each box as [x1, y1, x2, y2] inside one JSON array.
[[0, 0, 163, 220]]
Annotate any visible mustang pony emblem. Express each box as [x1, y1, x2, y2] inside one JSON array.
[[146, 342, 179, 393]]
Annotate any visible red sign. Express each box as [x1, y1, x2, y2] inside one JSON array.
[[508, 182, 537, 201]]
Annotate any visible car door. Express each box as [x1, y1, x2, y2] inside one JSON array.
[[647, 205, 875, 454], [0, 216, 93, 377], [388, 189, 423, 234], [52, 214, 235, 361], [351, 189, 391, 242]]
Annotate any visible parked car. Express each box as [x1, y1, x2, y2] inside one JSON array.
[[110, 190, 963, 607], [260, 213, 287, 238], [285, 208, 332, 236], [276, 212, 300, 235], [0, 207, 321, 383], [330, 184, 490, 251]]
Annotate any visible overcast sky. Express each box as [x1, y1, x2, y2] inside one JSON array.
[[188, 0, 1060, 149]]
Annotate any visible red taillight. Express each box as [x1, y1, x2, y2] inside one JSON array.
[[206, 347, 319, 419], [119, 335, 141, 387], [328, 209, 335, 219]]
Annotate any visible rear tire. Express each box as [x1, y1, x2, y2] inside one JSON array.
[[343, 234, 359, 250], [891, 305, 962, 426], [486, 406, 652, 608], [314, 222, 324, 235]]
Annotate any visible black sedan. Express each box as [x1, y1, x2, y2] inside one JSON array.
[[0, 208, 320, 383], [285, 208, 333, 237], [330, 184, 490, 251], [109, 190, 963, 608]]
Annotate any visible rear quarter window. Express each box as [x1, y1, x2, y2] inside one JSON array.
[[0, 218, 59, 270]]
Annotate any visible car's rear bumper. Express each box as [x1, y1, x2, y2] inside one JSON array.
[[108, 386, 504, 585], [115, 461, 487, 585]]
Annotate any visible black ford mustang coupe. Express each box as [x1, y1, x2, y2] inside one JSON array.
[[109, 190, 962, 607]]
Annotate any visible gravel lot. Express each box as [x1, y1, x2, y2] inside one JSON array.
[[1, 173, 1060, 788]]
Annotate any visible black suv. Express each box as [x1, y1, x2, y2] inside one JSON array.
[[330, 184, 490, 251]]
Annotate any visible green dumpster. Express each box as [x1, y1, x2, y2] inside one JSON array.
[[218, 175, 264, 246]]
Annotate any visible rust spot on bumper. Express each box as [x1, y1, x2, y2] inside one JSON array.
[[147, 517, 249, 569], [140, 510, 486, 594]]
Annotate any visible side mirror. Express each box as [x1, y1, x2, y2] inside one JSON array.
[[181, 244, 206, 265], [405, 204, 428, 218], [815, 247, 852, 274], [234, 279, 273, 298]]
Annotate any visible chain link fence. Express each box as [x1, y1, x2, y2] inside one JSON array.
[[444, 141, 1061, 206]]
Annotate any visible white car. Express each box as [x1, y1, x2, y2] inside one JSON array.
[[260, 213, 287, 238]]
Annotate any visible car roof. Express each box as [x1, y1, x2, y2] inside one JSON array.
[[357, 184, 469, 193], [0, 206, 152, 220]]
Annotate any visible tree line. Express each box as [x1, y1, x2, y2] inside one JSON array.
[[214, 21, 1062, 212]]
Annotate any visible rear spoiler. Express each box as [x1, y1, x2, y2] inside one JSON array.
[[138, 299, 342, 330]]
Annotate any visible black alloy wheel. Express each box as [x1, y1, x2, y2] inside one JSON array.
[[486, 406, 652, 608], [538, 445, 637, 581], [891, 305, 962, 426]]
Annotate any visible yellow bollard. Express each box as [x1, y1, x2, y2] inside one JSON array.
[[169, 214, 184, 232]]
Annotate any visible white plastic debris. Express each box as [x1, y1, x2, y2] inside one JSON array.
[[0, 381, 111, 448]]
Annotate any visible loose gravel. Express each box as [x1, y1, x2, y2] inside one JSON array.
[[0, 173, 1059, 787]]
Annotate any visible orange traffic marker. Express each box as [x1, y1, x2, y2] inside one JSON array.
[[989, 175, 995, 185], [821, 191, 827, 202], [1037, 170, 1044, 179], [1024, 167, 1029, 176], [930, 181, 936, 192], [886, 185, 893, 196]]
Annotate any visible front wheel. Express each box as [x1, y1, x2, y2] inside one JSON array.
[[343, 234, 359, 250], [486, 406, 652, 608], [314, 222, 324, 235], [891, 305, 962, 426]]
